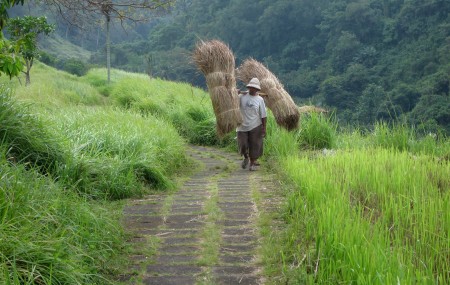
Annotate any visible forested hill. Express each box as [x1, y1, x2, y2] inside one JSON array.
[[15, 0, 450, 133]]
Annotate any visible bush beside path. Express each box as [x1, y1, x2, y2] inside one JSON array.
[[120, 145, 281, 285]]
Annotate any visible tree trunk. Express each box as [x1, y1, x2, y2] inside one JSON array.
[[106, 13, 111, 83], [24, 58, 32, 86], [382, 0, 390, 17], [96, 27, 100, 50], [25, 70, 30, 86]]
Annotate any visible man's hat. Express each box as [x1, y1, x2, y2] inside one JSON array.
[[246, 78, 261, 90]]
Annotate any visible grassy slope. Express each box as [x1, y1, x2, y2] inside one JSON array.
[[39, 34, 92, 62], [0, 63, 215, 284]]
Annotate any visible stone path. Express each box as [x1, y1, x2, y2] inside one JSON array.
[[121, 145, 280, 285]]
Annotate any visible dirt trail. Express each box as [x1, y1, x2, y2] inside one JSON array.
[[121, 145, 279, 285]]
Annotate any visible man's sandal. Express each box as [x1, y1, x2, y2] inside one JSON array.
[[241, 157, 249, 169]]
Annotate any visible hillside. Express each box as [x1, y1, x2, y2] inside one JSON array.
[[8, 0, 450, 134], [39, 34, 92, 62], [89, 0, 450, 134], [1, 61, 449, 284]]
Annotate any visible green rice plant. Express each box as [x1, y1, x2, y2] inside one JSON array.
[[297, 113, 336, 150], [264, 112, 299, 158], [335, 128, 372, 150], [408, 132, 450, 157], [373, 122, 412, 151], [278, 148, 450, 284], [0, 86, 67, 174]]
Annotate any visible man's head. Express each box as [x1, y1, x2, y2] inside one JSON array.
[[246, 78, 261, 94]]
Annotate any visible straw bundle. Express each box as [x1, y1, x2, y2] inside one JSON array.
[[193, 40, 242, 136], [205, 71, 236, 90], [298, 105, 328, 115], [236, 58, 300, 131]]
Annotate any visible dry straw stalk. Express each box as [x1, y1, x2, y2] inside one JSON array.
[[193, 40, 242, 136], [237, 58, 300, 131]]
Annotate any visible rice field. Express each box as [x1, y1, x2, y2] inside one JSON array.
[[264, 116, 450, 284]]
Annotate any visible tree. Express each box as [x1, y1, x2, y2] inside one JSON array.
[[7, 16, 55, 85], [0, 0, 24, 30], [354, 84, 386, 126], [0, 0, 25, 79], [42, 0, 173, 82]]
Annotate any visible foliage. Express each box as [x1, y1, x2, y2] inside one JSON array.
[[7, 16, 55, 60], [0, 0, 24, 30], [57, 0, 449, 134], [0, 0, 25, 79], [0, 37, 23, 78], [62, 57, 89, 76], [6, 16, 54, 84]]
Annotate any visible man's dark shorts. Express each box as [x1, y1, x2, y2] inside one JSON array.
[[237, 124, 264, 160]]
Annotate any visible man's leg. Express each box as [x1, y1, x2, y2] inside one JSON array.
[[237, 131, 249, 169], [248, 125, 264, 171]]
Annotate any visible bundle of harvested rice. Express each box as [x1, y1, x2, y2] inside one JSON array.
[[298, 105, 328, 115], [193, 40, 242, 136], [236, 58, 300, 131]]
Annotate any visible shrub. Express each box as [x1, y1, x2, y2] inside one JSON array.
[[63, 58, 89, 76], [38, 51, 56, 66]]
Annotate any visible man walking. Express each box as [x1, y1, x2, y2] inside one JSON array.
[[237, 78, 267, 171]]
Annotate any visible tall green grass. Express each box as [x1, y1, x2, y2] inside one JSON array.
[[0, 86, 67, 174], [94, 71, 232, 146], [261, 109, 450, 283], [337, 123, 450, 157], [50, 106, 186, 199], [264, 113, 299, 158], [0, 147, 123, 284], [3, 62, 107, 108], [297, 113, 337, 150], [277, 147, 449, 284]]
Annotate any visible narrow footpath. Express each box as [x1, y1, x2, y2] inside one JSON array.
[[120, 145, 281, 285]]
